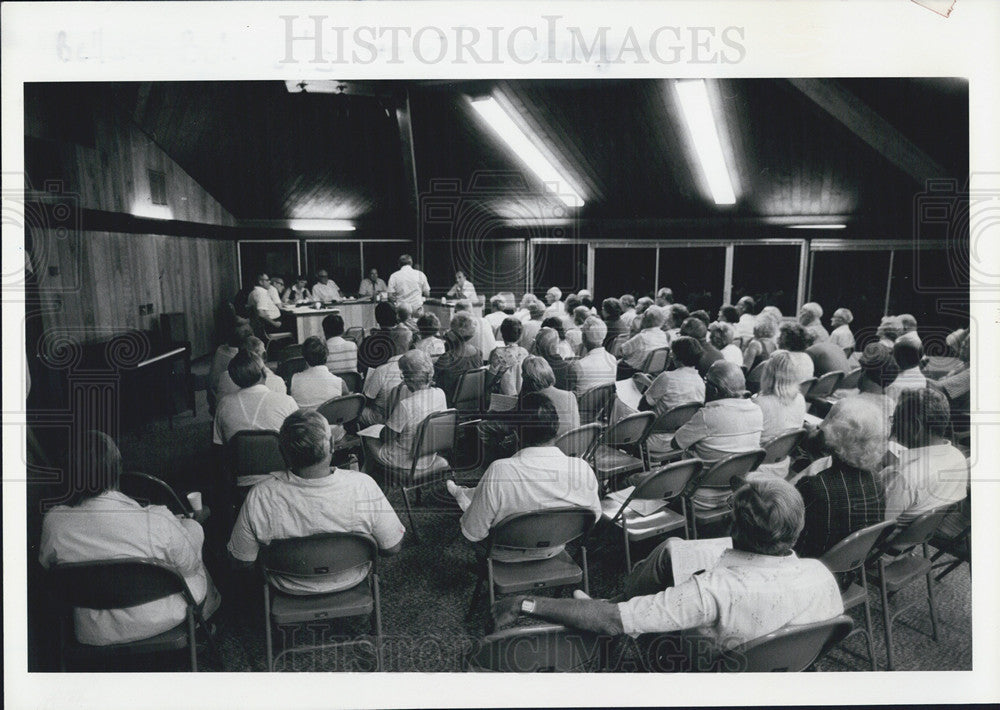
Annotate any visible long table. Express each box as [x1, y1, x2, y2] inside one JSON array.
[[282, 301, 376, 342]]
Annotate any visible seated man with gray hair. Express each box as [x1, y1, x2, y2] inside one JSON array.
[[619, 305, 669, 377], [829, 307, 855, 353], [896, 313, 921, 348], [434, 311, 484, 406], [493, 478, 844, 654], [573, 317, 617, 395]]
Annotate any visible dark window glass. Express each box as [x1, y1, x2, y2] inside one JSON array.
[[732, 245, 800, 315], [809, 250, 891, 345], [888, 248, 969, 345], [657, 247, 726, 312], [238, 241, 298, 290], [362, 242, 415, 295], [594, 248, 656, 303], [305, 241, 361, 294], [533, 243, 587, 297]]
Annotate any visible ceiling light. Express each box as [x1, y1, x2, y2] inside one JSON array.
[[787, 224, 847, 229], [288, 219, 356, 232], [285, 80, 348, 94], [470, 96, 585, 209], [674, 80, 737, 206]]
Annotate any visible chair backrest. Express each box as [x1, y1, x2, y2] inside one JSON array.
[[694, 449, 767, 489], [119, 471, 190, 516], [465, 624, 601, 672], [386, 382, 407, 417], [343, 327, 365, 346], [820, 520, 896, 574], [631, 459, 704, 502], [652, 401, 702, 434], [746, 361, 767, 394], [49, 558, 191, 610], [715, 615, 854, 672], [640, 347, 671, 375], [838, 368, 862, 390], [761, 428, 806, 464], [807, 371, 844, 400], [277, 344, 303, 362], [882, 505, 953, 552], [316, 393, 366, 426], [259, 532, 378, 583], [277, 356, 309, 386], [490, 506, 595, 552], [610, 333, 629, 358], [798, 377, 817, 397], [332, 370, 364, 394], [453, 366, 488, 412], [604, 411, 656, 448], [230, 430, 286, 479], [553, 423, 602, 459], [577, 383, 616, 425], [410, 408, 459, 461]]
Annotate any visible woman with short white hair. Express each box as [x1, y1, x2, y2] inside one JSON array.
[[709, 321, 742, 367], [752, 351, 808, 478]]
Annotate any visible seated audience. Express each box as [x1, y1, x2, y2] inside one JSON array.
[[752, 352, 808, 478], [228, 410, 403, 593], [798, 302, 829, 343], [734, 295, 756, 343], [358, 301, 405, 374], [455, 300, 496, 363], [897, 313, 921, 347], [829, 308, 855, 353], [806, 330, 852, 377], [619, 294, 638, 329], [568, 305, 590, 354], [601, 297, 628, 350], [689, 309, 712, 327], [213, 350, 298, 446], [857, 342, 900, 397], [513, 293, 539, 323], [573, 317, 617, 395], [876, 316, 903, 349], [885, 340, 927, 402], [518, 299, 547, 351], [39, 431, 220, 646], [777, 322, 815, 384], [885, 388, 969, 525], [655, 287, 674, 307], [290, 336, 345, 409], [679, 317, 724, 377], [449, 393, 601, 561], [413, 312, 446, 360], [487, 317, 530, 396], [930, 331, 970, 437], [641, 337, 706, 455], [664, 303, 689, 341], [620, 306, 669, 376], [434, 312, 484, 405], [323, 313, 358, 373], [483, 294, 511, 336], [492, 478, 843, 655], [743, 316, 778, 380], [535, 327, 580, 393], [358, 327, 413, 426], [709, 321, 742, 367], [215, 336, 287, 398], [542, 316, 577, 360], [207, 323, 253, 411], [793, 397, 888, 558]]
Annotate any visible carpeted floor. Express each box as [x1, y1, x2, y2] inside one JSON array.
[[111, 391, 972, 673]]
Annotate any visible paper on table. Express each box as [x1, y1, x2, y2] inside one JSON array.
[[615, 378, 643, 412], [667, 536, 732, 585], [357, 424, 385, 439]]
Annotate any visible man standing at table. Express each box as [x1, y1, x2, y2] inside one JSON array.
[[388, 254, 430, 313], [312, 269, 341, 303], [358, 268, 388, 299]]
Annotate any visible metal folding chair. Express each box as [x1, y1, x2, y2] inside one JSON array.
[[640, 347, 671, 376], [590, 411, 657, 492], [343, 327, 365, 346], [798, 377, 818, 398], [332, 370, 364, 394], [465, 624, 603, 672], [119, 471, 192, 517], [576, 383, 616, 425], [553, 423, 602, 462], [647, 402, 702, 465], [683, 449, 766, 538], [453, 366, 488, 415], [713, 615, 854, 672], [806, 371, 844, 403]]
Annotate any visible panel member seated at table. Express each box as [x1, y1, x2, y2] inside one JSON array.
[[323, 313, 358, 373], [445, 270, 478, 302], [357, 268, 388, 299], [282, 275, 311, 305], [215, 336, 288, 398], [247, 273, 283, 332], [491, 478, 843, 655], [311, 269, 342, 303]]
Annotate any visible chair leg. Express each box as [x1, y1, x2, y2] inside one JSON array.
[[400, 486, 421, 544], [264, 585, 274, 672], [581, 545, 590, 596], [487, 560, 496, 608], [622, 523, 632, 573], [878, 559, 896, 671], [188, 609, 198, 671], [372, 575, 383, 672], [924, 543, 939, 642], [468, 574, 484, 618], [860, 566, 878, 671]]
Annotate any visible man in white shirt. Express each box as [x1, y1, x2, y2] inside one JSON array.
[[574, 317, 617, 395], [619, 306, 669, 373], [322, 313, 358, 373], [492, 478, 843, 656], [734, 296, 756, 343], [897, 313, 922, 348], [446, 270, 478, 302], [311, 269, 341, 303], [228, 410, 404, 594], [358, 268, 388, 299], [290, 335, 345, 410], [247, 273, 282, 329], [215, 336, 287, 399], [829, 307, 856, 352], [268, 276, 285, 306], [543, 286, 565, 319], [387, 254, 430, 312], [448, 393, 601, 561], [885, 340, 927, 403], [213, 350, 299, 446], [483, 294, 511, 336], [357, 327, 412, 426]]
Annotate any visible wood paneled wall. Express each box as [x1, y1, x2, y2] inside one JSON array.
[[26, 85, 238, 358]]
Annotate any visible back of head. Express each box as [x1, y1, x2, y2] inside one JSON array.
[[821, 396, 890, 471], [572, 305, 591, 326], [398, 254, 413, 267], [736, 295, 755, 313], [705, 359, 746, 398], [375, 301, 399, 328], [518, 391, 560, 447], [620, 294, 636, 309], [454, 300, 472, 313], [279, 410, 332, 472], [449, 311, 476, 342], [636, 296, 654, 314], [690, 310, 711, 327], [679, 316, 708, 342], [546, 286, 562, 302], [399, 348, 434, 384], [490, 294, 506, 313], [708, 321, 734, 349], [730, 479, 805, 556], [892, 387, 950, 448], [800, 302, 823, 324], [521, 355, 556, 392], [877, 316, 903, 341], [898, 313, 917, 332], [671, 336, 704, 368], [640, 305, 666, 329], [70, 430, 123, 505], [500, 316, 523, 344], [602, 297, 623, 320], [760, 305, 783, 322], [759, 350, 799, 401], [669, 303, 690, 329], [527, 300, 546, 320], [230, 323, 254, 348], [390, 326, 414, 355], [229, 349, 265, 389], [244, 336, 266, 359], [564, 294, 582, 313], [778, 322, 809, 352], [396, 303, 412, 322], [541, 316, 566, 339], [581, 316, 607, 349], [322, 313, 345, 339], [892, 339, 923, 370], [753, 315, 777, 339], [859, 342, 900, 388], [656, 287, 674, 305], [417, 312, 441, 339], [535, 327, 561, 358], [833, 307, 853, 325], [719, 305, 739, 324], [302, 336, 328, 366]]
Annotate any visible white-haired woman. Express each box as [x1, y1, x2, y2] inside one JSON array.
[[742, 314, 779, 376], [709, 321, 742, 367], [829, 307, 855, 354], [792, 396, 888, 558], [751, 352, 808, 478]]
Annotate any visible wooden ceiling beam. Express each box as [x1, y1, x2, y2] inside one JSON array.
[[787, 78, 948, 185]]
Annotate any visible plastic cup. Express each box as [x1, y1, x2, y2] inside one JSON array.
[[186, 491, 203, 511]]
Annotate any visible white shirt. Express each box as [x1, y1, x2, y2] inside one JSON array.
[[884, 443, 968, 524], [674, 398, 763, 462], [216, 367, 287, 400], [752, 393, 808, 477], [735, 313, 756, 341], [387, 264, 430, 311], [290, 366, 344, 408], [617, 549, 843, 649], [447, 281, 478, 301], [721, 343, 743, 366], [620, 309, 638, 329], [362, 355, 404, 424], [228, 470, 404, 594], [212, 383, 299, 445], [471, 316, 497, 363], [830, 324, 855, 351], [248, 285, 280, 320], [325, 336, 358, 373], [358, 277, 388, 298], [645, 366, 705, 414], [39, 491, 210, 646], [574, 347, 618, 395], [460, 446, 601, 561], [779, 350, 815, 384], [621, 328, 669, 369], [885, 366, 927, 403], [415, 336, 446, 360], [484, 310, 510, 337], [312, 280, 341, 302], [374, 387, 449, 472], [267, 285, 282, 306]]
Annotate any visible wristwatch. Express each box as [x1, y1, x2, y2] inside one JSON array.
[[520, 598, 536, 616]]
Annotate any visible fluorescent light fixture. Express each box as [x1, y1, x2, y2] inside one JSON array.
[[285, 80, 347, 94], [288, 219, 356, 232], [674, 80, 737, 206], [129, 201, 173, 220], [787, 224, 847, 229], [470, 96, 584, 209]]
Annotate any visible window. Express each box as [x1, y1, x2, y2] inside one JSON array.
[[887, 248, 968, 346], [657, 246, 726, 312], [305, 241, 361, 294], [532, 242, 587, 297], [237, 241, 299, 290], [732, 244, 800, 315], [594, 247, 656, 303], [148, 169, 167, 206], [809, 250, 891, 344]]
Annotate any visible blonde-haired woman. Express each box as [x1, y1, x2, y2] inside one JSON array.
[[751, 351, 808, 478]]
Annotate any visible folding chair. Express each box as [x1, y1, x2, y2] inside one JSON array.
[[470, 507, 595, 615], [378, 409, 458, 543], [317, 393, 366, 458], [590, 411, 657, 492], [276, 356, 310, 389], [870, 505, 952, 670], [647, 402, 702, 465], [601, 458, 703, 571], [332, 370, 364, 394], [553, 423, 602, 462], [713, 615, 854, 672], [640, 347, 671, 376], [746, 361, 767, 394], [251, 315, 294, 361], [343, 327, 365, 346], [49, 558, 218, 671], [453, 366, 488, 415], [465, 624, 602, 672], [277, 344, 303, 363], [837, 367, 862, 391], [119, 471, 192, 516], [819, 520, 896, 670], [228, 430, 285, 521], [929, 496, 970, 581], [759, 428, 807, 476], [576, 382, 616, 425], [260, 533, 383, 671], [798, 377, 817, 398], [610, 333, 629, 359], [806, 371, 844, 403], [683, 449, 766, 538]]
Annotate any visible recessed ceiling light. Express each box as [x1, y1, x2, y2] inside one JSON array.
[[787, 224, 847, 229]]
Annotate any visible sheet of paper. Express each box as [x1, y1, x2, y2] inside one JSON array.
[[357, 424, 385, 439], [667, 536, 732, 585], [615, 377, 643, 412]]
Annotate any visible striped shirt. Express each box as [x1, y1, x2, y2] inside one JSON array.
[[794, 458, 885, 558]]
